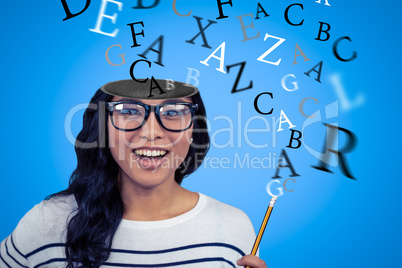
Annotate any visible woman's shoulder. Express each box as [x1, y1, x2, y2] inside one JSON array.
[[35, 194, 77, 223], [198, 193, 256, 249], [15, 194, 77, 240], [42, 193, 77, 212], [201, 193, 249, 214], [1, 194, 77, 261], [200, 193, 254, 226]]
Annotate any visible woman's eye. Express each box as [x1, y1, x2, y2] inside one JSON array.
[[119, 109, 141, 116], [163, 110, 182, 117]]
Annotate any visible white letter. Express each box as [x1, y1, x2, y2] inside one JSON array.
[[65, 103, 97, 148], [277, 110, 295, 132], [165, 79, 175, 90], [186, 68, 200, 87], [89, 0, 123, 37], [329, 74, 364, 111], [200, 42, 226, 73], [211, 115, 234, 148], [234, 152, 250, 169], [243, 115, 270, 149], [281, 74, 299, 92], [315, 0, 331, 7], [266, 180, 284, 197], [257, 33, 286, 66]]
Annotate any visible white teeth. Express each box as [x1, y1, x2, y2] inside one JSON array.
[[134, 149, 168, 157]]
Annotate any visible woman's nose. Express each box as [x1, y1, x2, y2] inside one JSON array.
[[138, 111, 165, 141]]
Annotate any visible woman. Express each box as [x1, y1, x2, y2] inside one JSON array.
[[0, 79, 267, 268]]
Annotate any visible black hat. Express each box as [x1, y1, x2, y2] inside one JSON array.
[[101, 79, 199, 99]]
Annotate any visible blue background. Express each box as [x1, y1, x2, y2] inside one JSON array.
[[1, 0, 401, 267]]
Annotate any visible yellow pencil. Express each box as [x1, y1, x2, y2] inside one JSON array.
[[246, 195, 277, 268]]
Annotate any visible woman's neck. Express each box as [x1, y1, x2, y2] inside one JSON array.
[[119, 174, 199, 221]]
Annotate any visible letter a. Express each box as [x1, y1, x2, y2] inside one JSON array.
[[277, 110, 295, 132], [272, 149, 300, 178], [138, 35, 164, 66], [304, 61, 323, 83], [315, 0, 331, 6], [200, 42, 226, 73], [292, 44, 310, 65]]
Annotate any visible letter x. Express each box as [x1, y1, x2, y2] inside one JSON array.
[[185, 16, 217, 48]]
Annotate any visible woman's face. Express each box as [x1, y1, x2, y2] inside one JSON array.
[[108, 96, 194, 189]]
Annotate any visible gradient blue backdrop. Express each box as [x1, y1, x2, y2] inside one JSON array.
[[1, 1, 400, 267]]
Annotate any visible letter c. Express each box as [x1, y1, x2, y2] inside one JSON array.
[[284, 3, 304, 26], [129, 59, 152, 83], [172, 0, 191, 16], [65, 103, 98, 148], [299, 97, 319, 118], [254, 92, 273, 115], [333, 36, 357, 62], [284, 178, 296, 192]]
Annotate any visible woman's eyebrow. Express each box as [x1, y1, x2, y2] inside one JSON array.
[[161, 98, 188, 103], [117, 98, 141, 102], [115, 98, 188, 103]]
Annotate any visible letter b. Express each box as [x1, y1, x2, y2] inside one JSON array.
[[286, 129, 302, 149]]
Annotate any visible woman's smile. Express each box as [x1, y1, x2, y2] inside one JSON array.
[[131, 146, 170, 170]]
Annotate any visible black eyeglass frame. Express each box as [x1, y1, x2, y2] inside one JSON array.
[[106, 101, 198, 132]]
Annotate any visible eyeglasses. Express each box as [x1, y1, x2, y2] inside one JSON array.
[[106, 101, 198, 132]]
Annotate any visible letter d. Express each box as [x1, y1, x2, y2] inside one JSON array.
[[61, 0, 91, 21], [132, 0, 160, 9]]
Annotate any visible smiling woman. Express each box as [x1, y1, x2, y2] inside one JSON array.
[[0, 79, 267, 268]]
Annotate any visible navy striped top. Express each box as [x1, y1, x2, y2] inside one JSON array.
[[0, 193, 256, 268]]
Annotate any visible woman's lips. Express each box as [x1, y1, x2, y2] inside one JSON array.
[[131, 149, 169, 170]]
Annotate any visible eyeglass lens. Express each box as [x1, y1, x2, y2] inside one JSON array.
[[112, 103, 193, 131]]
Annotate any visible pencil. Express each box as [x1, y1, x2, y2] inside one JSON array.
[[245, 195, 277, 268]]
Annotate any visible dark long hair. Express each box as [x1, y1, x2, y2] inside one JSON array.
[[47, 89, 210, 267]]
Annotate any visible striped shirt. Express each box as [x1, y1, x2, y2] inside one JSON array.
[[0, 193, 256, 268]]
